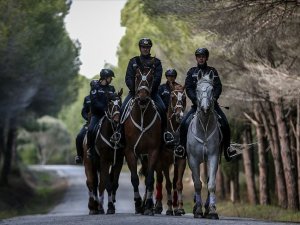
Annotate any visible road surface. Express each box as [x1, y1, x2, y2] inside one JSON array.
[[0, 165, 295, 225]]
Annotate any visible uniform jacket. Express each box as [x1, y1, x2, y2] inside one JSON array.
[[125, 54, 162, 95], [90, 82, 115, 116], [185, 63, 222, 107], [158, 81, 180, 109]]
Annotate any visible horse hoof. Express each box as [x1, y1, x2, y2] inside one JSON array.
[[154, 206, 163, 214], [143, 208, 154, 216], [107, 202, 115, 214], [206, 213, 219, 220], [166, 209, 174, 216], [89, 210, 99, 215], [106, 209, 115, 214], [174, 208, 185, 216], [194, 214, 203, 219]]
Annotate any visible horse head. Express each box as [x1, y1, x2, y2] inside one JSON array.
[[106, 88, 123, 125], [135, 62, 154, 106], [196, 70, 214, 114], [169, 83, 186, 123]]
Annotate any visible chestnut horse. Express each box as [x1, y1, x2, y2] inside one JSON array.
[[122, 63, 162, 215], [154, 84, 187, 216], [83, 90, 123, 215]]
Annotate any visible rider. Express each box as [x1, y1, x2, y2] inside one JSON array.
[[120, 38, 166, 140], [179, 48, 232, 161], [87, 68, 116, 157], [158, 68, 180, 144]]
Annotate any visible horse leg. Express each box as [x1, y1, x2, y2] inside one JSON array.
[[125, 151, 142, 214], [172, 161, 179, 211], [98, 161, 109, 214], [84, 157, 99, 215], [144, 150, 159, 216], [188, 156, 203, 218], [107, 159, 123, 214], [175, 158, 186, 216], [205, 155, 219, 220], [163, 164, 173, 216], [154, 159, 163, 214]]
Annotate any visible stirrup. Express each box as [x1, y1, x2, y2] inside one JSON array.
[[164, 131, 175, 144], [174, 145, 185, 158], [75, 155, 83, 164]]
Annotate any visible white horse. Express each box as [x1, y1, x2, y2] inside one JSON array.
[[186, 69, 221, 219]]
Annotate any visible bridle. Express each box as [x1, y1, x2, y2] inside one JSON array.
[[168, 90, 185, 132]]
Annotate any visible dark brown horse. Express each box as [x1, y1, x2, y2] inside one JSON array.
[[83, 90, 123, 215], [123, 64, 162, 215], [154, 83, 187, 216]]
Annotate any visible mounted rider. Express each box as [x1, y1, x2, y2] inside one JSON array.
[[158, 68, 182, 145], [179, 48, 232, 161], [87, 68, 116, 157], [120, 38, 167, 141]]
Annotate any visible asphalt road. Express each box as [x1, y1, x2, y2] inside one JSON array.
[[0, 165, 295, 225]]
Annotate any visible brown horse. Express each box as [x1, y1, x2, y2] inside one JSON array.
[[123, 64, 162, 216], [154, 83, 187, 216], [83, 90, 123, 215]]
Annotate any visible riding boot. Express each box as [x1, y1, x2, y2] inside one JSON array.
[[176, 107, 195, 157], [215, 103, 234, 161], [75, 125, 87, 164]]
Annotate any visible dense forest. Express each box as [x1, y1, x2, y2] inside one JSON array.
[[0, 0, 299, 213], [115, 0, 300, 210], [0, 0, 80, 182]]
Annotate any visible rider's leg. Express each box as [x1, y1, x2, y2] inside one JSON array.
[[75, 124, 87, 164], [177, 106, 197, 156], [87, 115, 101, 158], [152, 94, 167, 142], [214, 103, 232, 161]]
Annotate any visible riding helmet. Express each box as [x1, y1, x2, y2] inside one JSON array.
[[138, 38, 153, 48], [165, 68, 177, 77], [195, 48, 209, 58], [100, 69, 115, 79]]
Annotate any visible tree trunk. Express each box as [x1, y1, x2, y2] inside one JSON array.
[[0, 125, 17, 185], [274, 96, 299, 210], [297, 98, 300, 206], [254, 104, 269, 205], [230, 162, 240, 203], [260, 101, 287, 208]]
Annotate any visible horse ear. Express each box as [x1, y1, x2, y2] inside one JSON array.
[[197, 69, 203, 80], [208, 70, 214, 81], [118, 88, 123, 97]]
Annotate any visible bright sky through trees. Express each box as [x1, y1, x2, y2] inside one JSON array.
[[65, 0, 127, 78]]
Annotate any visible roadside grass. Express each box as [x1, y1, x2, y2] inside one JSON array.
[[0, 166, 68, 219], [183, 200, 300, 222]]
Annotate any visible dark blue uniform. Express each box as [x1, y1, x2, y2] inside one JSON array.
[[158, 81, 180, 109], [121, 55, 166, 124], [87, 81, 115, 152], [158, 83, 171, 109], [180, 62, 231, 160], [75, 95, 91, 158]]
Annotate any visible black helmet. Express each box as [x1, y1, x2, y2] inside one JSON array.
[[90, 79, 98, 88], [138, 38, 152, 47], [195, 48, 209, 58], [165, 68, 177, 77], [100, 69, 115, 79]]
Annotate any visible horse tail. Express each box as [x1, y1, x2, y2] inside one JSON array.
[[138, 156, 148, 178]]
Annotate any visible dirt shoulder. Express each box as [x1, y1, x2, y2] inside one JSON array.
[[0, 166, 68, 219]]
